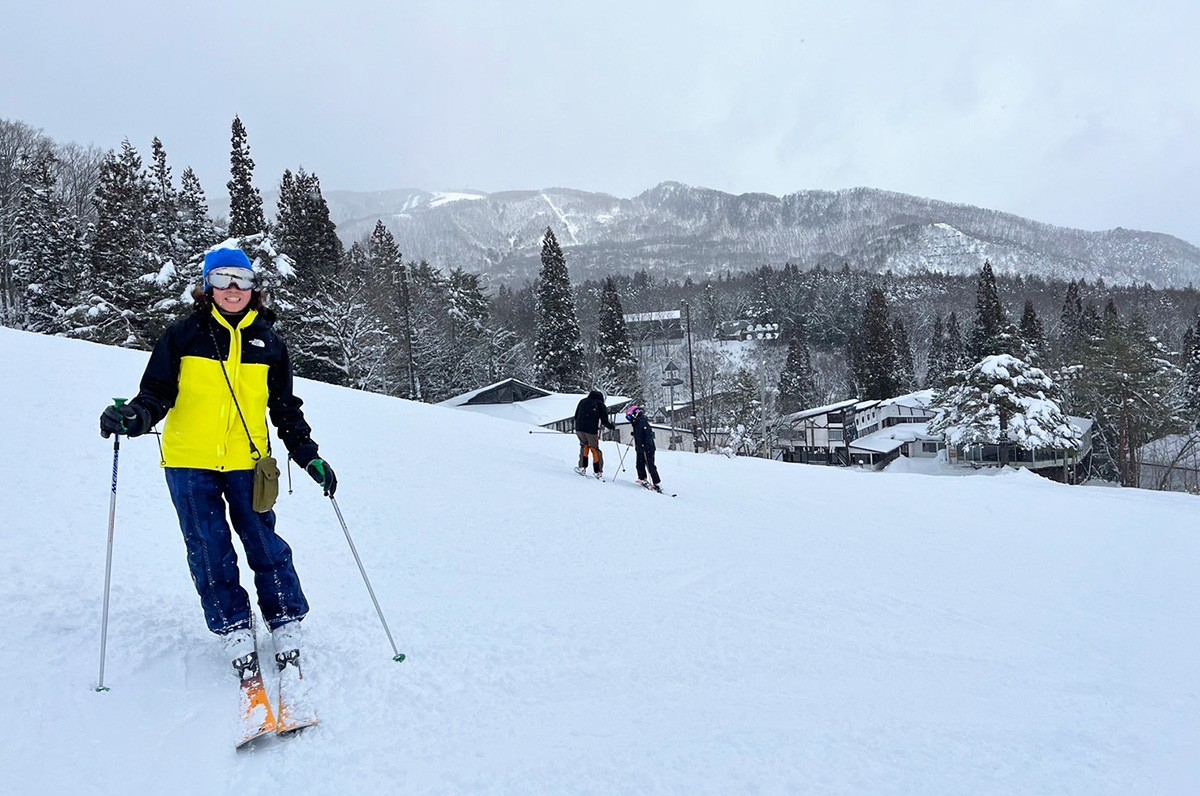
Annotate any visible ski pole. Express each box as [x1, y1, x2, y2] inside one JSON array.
[[612, 440, 631, 483], [328, 496, 406, 663], [96, 399, 126, 692]]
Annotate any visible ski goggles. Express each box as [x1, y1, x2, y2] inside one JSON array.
[[206, 267, 258, 291]]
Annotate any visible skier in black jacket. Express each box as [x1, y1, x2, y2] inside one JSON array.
[[625, 404, 662, 492], [573, 389, 615, 478]]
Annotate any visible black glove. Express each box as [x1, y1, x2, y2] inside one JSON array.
[[305, 458, 337, 497], [100, 403, 150, 438]]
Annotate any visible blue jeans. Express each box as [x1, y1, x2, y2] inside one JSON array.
[[164, 468, 308, 634]]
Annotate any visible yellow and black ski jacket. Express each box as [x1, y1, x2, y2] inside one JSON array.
[[130, 306, 319, 471]]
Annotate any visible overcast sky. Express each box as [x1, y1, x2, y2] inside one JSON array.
[[5, 1, 1198, 244]]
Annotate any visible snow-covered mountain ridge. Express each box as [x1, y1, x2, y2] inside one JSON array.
[[222, 182, 1200, 288], [3, 326, 1199, 793]]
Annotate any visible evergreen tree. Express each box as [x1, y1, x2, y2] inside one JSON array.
[[405, 259, 456, 401], [1057, 280, 1085, 365], [1070, 303, 1185, 485], [0, 119, 55, 326], [144, 137, 190, 327], [79, 139, 162, 347], [359, 220, 412, 396], [968, 260, 1018, 360], [226, 116, 265, 237], [316, 240, 390, 391], [944, 311, 969, 373], [272, 167, 345, 383], [747, 266, 775, 325], [700, 281, 722, 339], [930, 354, 1080, 465], [777, 322, 817, 414], [146, 137, 179, 264], [595, 277, 639, 397], [852, 287, 898, 400], [892, 316, 917, 393], [1018, 299, 1046, 364], [724, 366, 763, 456], [924, 315, 948, 388], [533, 227, 587, 391], [1181, 315, 1200, 426], [444, 266, 495, 396], [11, 151, 79, 334], [176, 167, 218, 264]]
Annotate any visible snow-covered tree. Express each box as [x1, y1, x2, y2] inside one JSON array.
[[226, 116, 265, 238], [1068, 304, 1185, 485], [930, 354, 1080, 465], [777, 322, 817, 414], [851, 287, 898, 400], [1018, 299, 1046, 365], [1181, 314, 1200, 426], [1057, 280, 1085, 366], [595, 277, 639, 398], [78, 140, 165, 347], [357, 221, 412, 396], [445, 266, 495, 395], [176, 167, 218, 262], [11, 151, 80, 334], [315, 240, 390, 391], [0, 119, 55, 326], [968, 260, 1019, 360], [533, 227, 587, 391], [944, 311, 969, 374], [892, 316, 917, 393], [146, 137, 178, 263], [724, 366, 763, 455], [272, 167, 345, 383], [924, 315, 948, 388]]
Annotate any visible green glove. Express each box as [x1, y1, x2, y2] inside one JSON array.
[[305, 458, 337, 497]]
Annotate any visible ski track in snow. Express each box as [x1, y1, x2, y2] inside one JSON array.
[[2, 326, 1200, 794]]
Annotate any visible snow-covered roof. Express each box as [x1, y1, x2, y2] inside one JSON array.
[[849, 422, 938, 454], [781, 398, 859, 423], [1069, 415, 1094, 437], [624, 310, 681, 323], [449, 394, 589, 427], [437, 378, 550, 407], [440, 379, 629, 428], [881, 389, 935, 409]]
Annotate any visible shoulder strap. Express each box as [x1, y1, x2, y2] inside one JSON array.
[[207, 318, 269, 460]]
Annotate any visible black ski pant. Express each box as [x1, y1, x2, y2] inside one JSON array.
[[636, 447, 660, 485]]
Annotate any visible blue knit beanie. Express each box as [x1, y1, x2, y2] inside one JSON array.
[[202, 248, 253, 287]]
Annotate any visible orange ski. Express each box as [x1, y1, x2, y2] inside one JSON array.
[[235, 665, 277, 748]]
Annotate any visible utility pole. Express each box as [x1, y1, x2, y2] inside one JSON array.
[[682, 300, 698, 449]]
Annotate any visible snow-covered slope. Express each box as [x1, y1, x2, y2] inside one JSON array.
[[2, 327, 1198, 794]]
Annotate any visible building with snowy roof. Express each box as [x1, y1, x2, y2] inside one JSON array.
[[438, 378, 629, 434]]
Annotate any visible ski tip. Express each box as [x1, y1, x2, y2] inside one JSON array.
[[393, 653, 406, 663]]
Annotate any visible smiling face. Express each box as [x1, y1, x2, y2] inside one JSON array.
[[212, 284, 251, 313]]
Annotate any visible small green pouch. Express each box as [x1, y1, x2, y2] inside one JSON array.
[[252, 456, 281, 513]]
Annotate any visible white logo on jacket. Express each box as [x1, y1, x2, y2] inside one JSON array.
[[248, 338, 265, 348]]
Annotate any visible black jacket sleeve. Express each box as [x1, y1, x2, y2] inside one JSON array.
[[130, 323, 184, 426]]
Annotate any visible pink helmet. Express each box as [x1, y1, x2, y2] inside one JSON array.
[[625, 405, 642, 421]]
